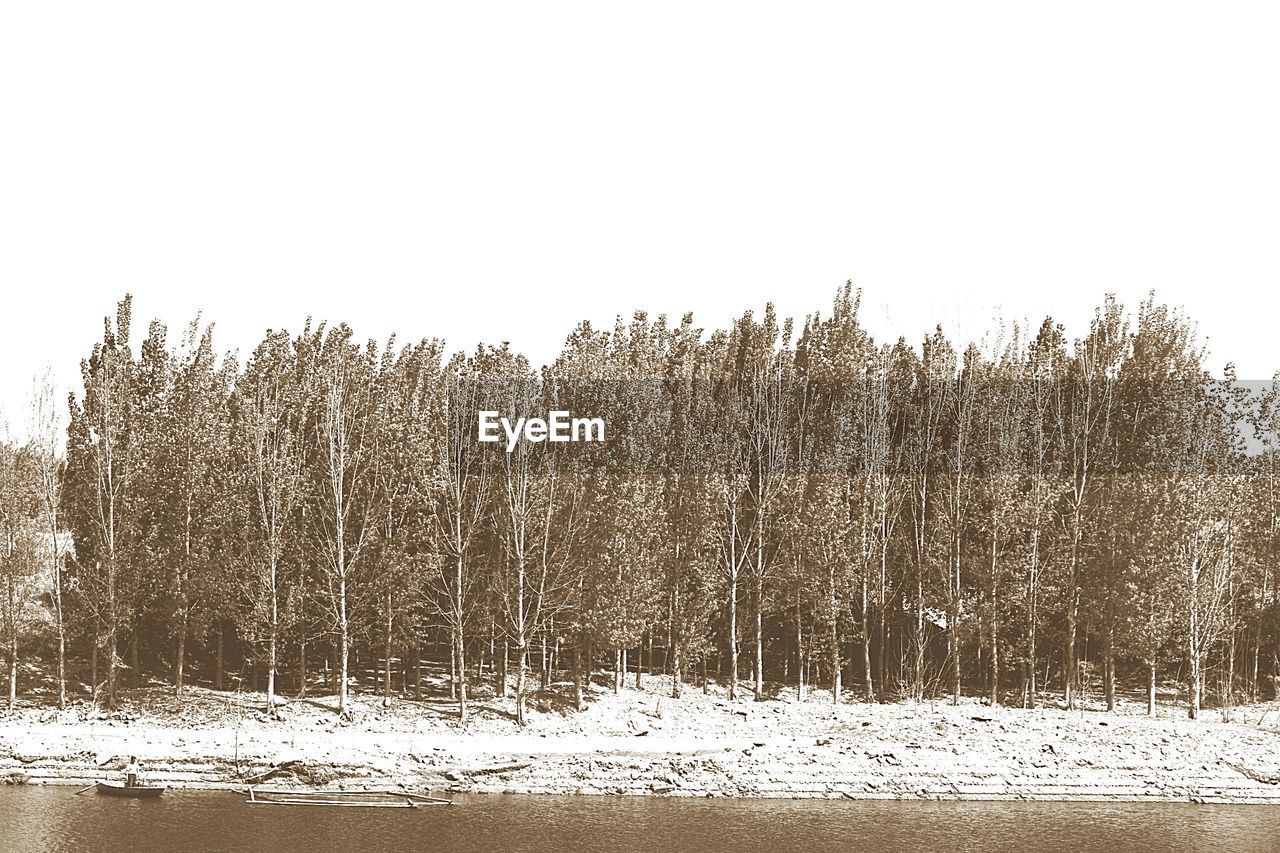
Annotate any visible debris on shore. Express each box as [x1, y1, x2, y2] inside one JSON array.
[[4, 677, 1280, 804]]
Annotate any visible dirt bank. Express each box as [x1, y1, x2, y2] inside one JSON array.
[[4, 677, 1280, 804]]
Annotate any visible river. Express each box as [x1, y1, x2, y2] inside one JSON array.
[[2, 787, 1277, 852]]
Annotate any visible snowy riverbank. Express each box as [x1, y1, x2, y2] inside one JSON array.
[[3, 677, 1280, 804]]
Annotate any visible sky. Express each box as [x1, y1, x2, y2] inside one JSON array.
[[2, 3, 1278, 441]]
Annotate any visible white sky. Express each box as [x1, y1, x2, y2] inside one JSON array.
[[2, 3, 1278, 438]]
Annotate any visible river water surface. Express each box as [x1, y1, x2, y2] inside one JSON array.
[[2, 787, 1278, 852]]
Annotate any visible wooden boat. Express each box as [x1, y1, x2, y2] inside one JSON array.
[[96, 781, 166, 799], [246, 788, 451, 809]]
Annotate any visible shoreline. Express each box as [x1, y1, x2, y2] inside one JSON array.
[[4, 678, 1280, 805]]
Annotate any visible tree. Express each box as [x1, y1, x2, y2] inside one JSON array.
[[974, 325, 1031, 706], [1053, 297, 1125, 708], [369, 340, 445, 706], [157, 318, 233, 694], [27, 371, 69, 708], [0, 437, 41, 711], [64, 296, 144, 708], [901, 329, 952, 702], [430, 351, 492, 721], [233, 330, 308, 713], [307, 325, 386, 716]]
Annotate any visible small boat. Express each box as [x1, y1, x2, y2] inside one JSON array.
[[96, 782, 166, 799], [246, 788, 451, 809]]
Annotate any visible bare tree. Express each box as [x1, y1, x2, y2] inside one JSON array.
[[309, 327, 385, 716], [64, 297, 143, 708], [27, 371, 68, 708]]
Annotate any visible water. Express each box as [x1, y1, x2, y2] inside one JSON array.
[[2, 787, 1278, 853]]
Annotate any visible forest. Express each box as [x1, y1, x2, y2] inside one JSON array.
[[1, 287, 1278, 725]]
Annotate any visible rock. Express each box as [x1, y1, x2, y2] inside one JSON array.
[[95, 753, 116, 767], [445, 769, 467, 782]]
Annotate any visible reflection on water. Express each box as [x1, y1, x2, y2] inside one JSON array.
[[1, 787, 1277, 853]]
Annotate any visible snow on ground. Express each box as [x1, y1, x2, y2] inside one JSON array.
[[3, 674, 1280, 802]]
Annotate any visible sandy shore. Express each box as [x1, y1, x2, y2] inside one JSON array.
[[4, 676, 1280, 804]]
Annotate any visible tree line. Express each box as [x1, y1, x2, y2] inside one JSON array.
[[1, 288, 1278, 723]]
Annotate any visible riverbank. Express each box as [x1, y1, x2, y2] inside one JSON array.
[[4, 675, 1280, 804]]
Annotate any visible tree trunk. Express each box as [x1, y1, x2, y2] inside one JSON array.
[[1226, 618, 1237, 712], [1250, 623, 1262, 704], [338, 572, 349, 715], [449, 637, 457, 700], [127, 630, 139, 687], [1104, 595, 1116, 712], [670, 635, 682, 700], [912, 575, 924, 702], [268, 568, 279, 712], [574, 641, 585, 711], [297, 635, 306, 699], [57, 623, 66, 710], [830, 610, 841, 704], [1189, 558, 1201, 720], [1065, 518, 1081, 710], [876, 595, 888, 703], [795, 598, 804, 702], [499, 639, 509, 698], [215, 625, 225, 692], [728, 572, 739, 701], [455, 627, 469, 721], [383, 590, 393, 702], [545, 627, 555, 686], [267, 627, 277, 715], [670, 586, 681, 699], [8, 631, 16, 712], [754, 575, 764, 699], [105, 564, 118, 709], [1148, 661, 1157, 716], [514, 645, 528, 726], [950, 591, 961, 706], [990, 624, 1000, 707], [175, 608, 187, 695], [861, 576, 874, 703], [1189, 642, 1201, 720]]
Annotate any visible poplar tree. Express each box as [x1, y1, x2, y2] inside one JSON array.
[[308, 325, 386, 716], [233, 330, 308, 713], [64, 297, 144, 708]]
